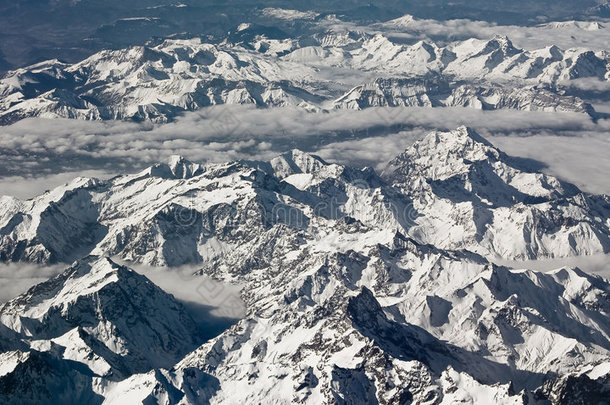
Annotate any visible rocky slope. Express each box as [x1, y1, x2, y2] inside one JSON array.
[[0, 256, 202, 374]]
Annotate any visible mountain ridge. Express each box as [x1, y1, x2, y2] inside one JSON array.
[[1, 32, 607, 124], [0, 128, 609, 403], [1, 127, 607, 264]]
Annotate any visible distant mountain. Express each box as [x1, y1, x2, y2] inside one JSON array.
[[0, 1, 603, 73], [587, 1, 610, 18], [0, 34, 606, 124], [333, 77, 595, 114]]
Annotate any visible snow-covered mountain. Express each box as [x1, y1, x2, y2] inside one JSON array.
[[2, 3, 610, 403], [4, 243, 610, 404], [0, 32, 607, 124], [0, 256, 202, 373], [1, 127, 607, 267], [332, 78, 595, 114], [1, 129, 610, 403], [385, 126, 610, 259], [133, 236, 610, 404], [0, 255, 204, 404]]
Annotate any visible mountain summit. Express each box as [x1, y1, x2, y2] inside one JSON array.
[[385, 127, 609, 258], [1, 128, 608, 267]]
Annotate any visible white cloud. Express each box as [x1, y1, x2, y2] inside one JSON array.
[[314, 129, 424, 172], [0, 263, 64, 303], [260, 7, 319, 20], [495, 253, 610, 281], [1, 106, 609, 197], [489, 133, 610, 194], [0, 258, 245, 327], [375, 15, 610, 51], [113, 258, 246, 321], [563, 78, 610, 92], [0, 170, 116, 199]]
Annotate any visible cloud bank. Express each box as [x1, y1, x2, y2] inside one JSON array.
[[0, 263, 64, 303], [0, 106, 608, 197], [373, 15, 610, 51], [0, 259, 245, 332], [496, 253, 610, 282]]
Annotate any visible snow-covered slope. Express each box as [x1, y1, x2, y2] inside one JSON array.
[[0, 349, 104, 405], [129, 232, 610, 404], [0, 256, 209, 404], [3, 220, 610, 403], [1, 128, 608, 266], [1, 128, 610, 403], [0, 256, 202, 379], [0, 32, 606, 124], [332, 77, 594, 114], [386, 126, 610, 259]]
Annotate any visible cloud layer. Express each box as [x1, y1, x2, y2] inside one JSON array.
[[1, 106, 609, 197], [0, 263, 64, 303], [372, 15, 610, 51]]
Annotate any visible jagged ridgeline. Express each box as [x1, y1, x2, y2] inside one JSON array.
[[1, 127, 609, 264], [0, 128, 609, 403], [0, 33, 607, 125]]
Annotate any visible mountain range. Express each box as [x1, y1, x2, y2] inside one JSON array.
[[1, 1, 608, 76], [1, 30, 607, 124], [1, 127, 609, 403]]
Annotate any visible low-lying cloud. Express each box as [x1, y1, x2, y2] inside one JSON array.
[[496, 253, 610, 282], [373, 15, 610, 51], [0, 263, 64, 303], [489, 133, 610, 194], [0, 259, 246, 332], [0, 105, 609, 198], [0, 170, 116, 200], [115, 259, 246, 321]]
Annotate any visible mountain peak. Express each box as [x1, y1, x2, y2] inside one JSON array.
[[475, 35, 519, 57], [490, 34, 514, 48], [144, 155, 204, 180], [387, 126, 499, 182], [385, 126, 580, 206], [1, 256, 139, 319], [0, 256, 202, 375], [417, 125, 494, 152], [449, 125, 493, 145], [168, 154, 187, 166], [286, 149, 328, 164], [167, 155, 203, 178], [269, 149, 329, 179]]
